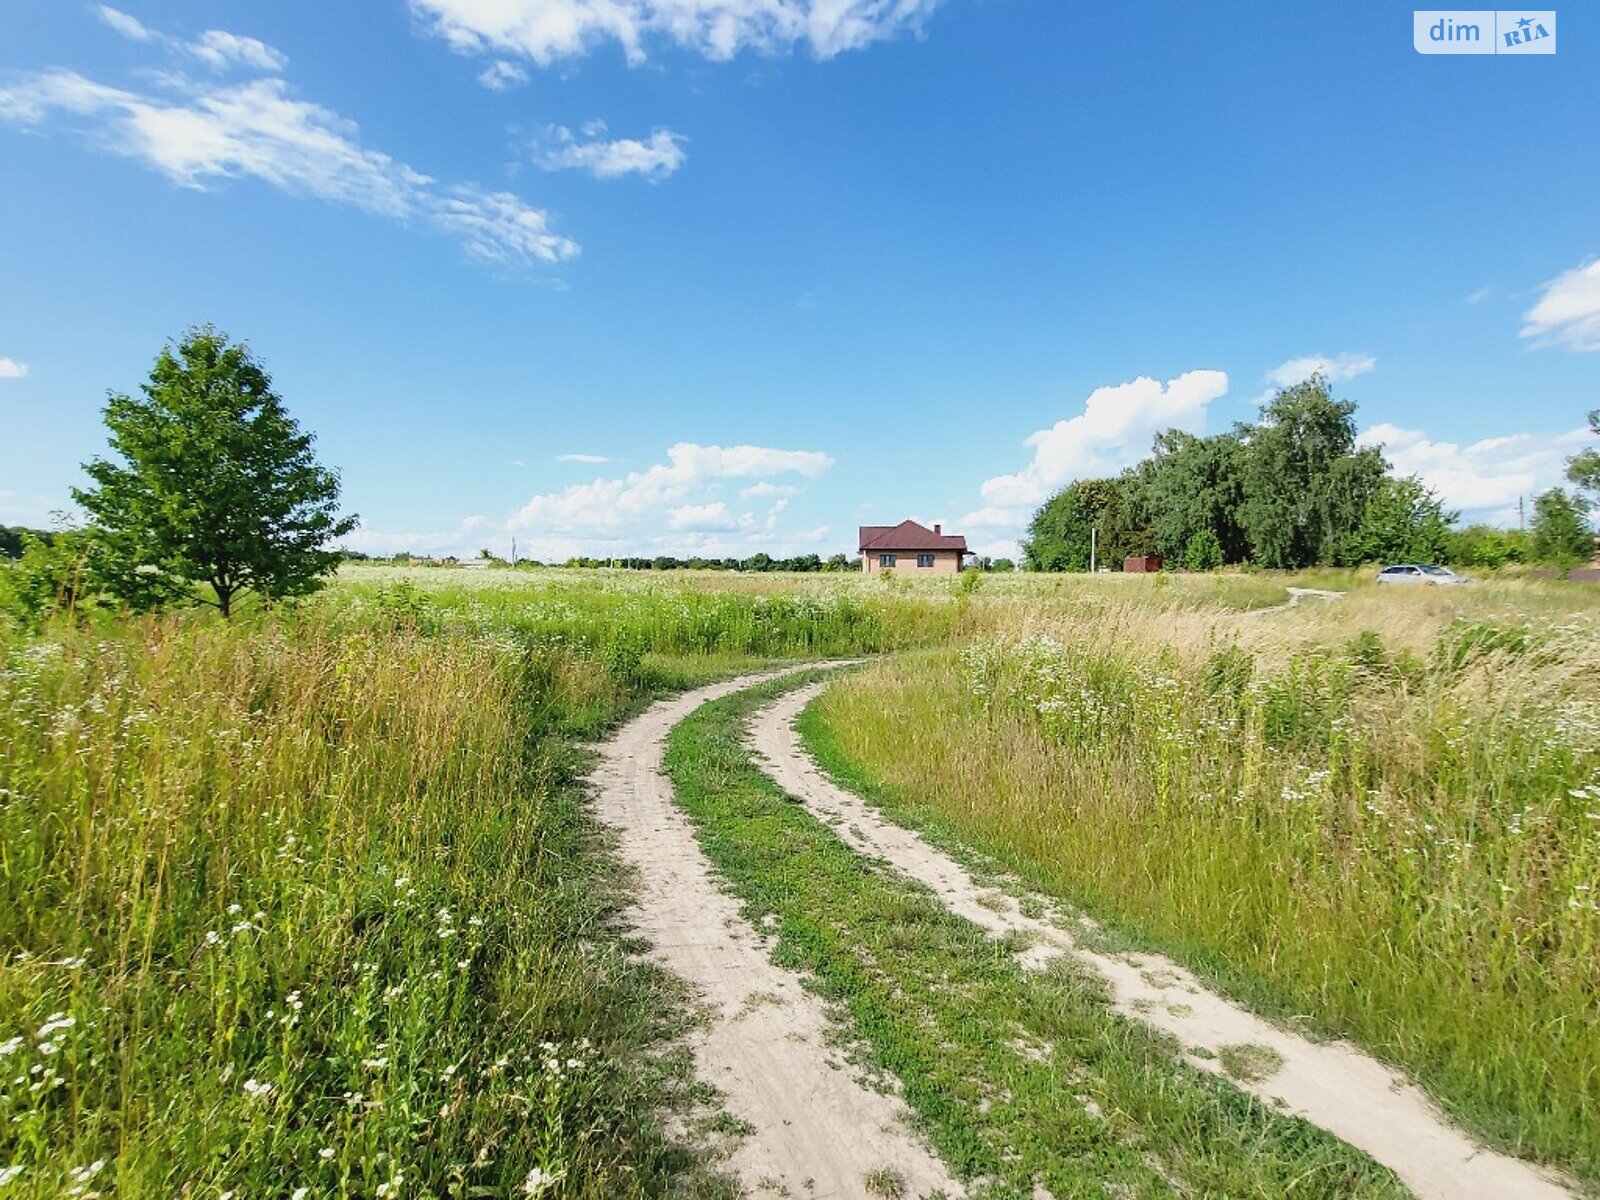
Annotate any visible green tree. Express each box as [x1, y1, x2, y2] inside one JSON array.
[[73, 327, 356, 617], [1139, 430, 1250, 563], [1337, 476, 1455, 565], [1239, 377, 1387, 567], [1567, 408, 1599, 506], [1023, 478, 1128, 571], [1530, 488, 1594, 565]]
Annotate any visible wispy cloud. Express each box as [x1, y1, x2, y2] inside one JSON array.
[[94, 5, 154, 43], [1466, 286, 1491, 304], [1521, 258, 1600, 352], [557, 452, 610, 464], [408, 0, 942, 67], [0, 67, 577, 268], [477, 60, 529, 91], [0, 357, 27, 380], [1263, 351, 1374, 391], [97, 6, 287, 72], [536, 123, 686, 181]]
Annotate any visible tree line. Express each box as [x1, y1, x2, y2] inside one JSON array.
[[1023, 378, 1598, 572]]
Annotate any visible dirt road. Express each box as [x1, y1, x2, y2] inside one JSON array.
[[586, 668, 961, 1200]]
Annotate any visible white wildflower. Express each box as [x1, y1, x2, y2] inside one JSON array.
[[37, 1013, 76, 1039], [67, 1160, 105, 1184], [521, 1167, 563, 1195], [242, 1078, 273, 1101]]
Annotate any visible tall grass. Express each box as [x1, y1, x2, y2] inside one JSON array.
[[809, 597, 1600, 1182], [332, 567, 964, 661], [0, 610, 755, 1197]]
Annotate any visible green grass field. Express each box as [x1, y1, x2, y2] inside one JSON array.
[[2, 563, 1595, 1194]]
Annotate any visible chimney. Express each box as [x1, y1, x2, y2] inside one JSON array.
[[934, 523, 942, 535]]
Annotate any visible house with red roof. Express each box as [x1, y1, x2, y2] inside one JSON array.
[[858, 520, 969, 575]]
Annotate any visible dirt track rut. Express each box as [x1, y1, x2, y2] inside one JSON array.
[[586, 668, 960, 1200]]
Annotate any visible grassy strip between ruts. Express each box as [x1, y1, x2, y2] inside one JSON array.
[[663, 674, 1409, 1200]]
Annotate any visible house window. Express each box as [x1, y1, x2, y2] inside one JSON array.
[[879, 553, 896, 567], [916, 553, 935, 568]]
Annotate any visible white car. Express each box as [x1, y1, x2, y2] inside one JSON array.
[[1376, 564, 1470, 585]]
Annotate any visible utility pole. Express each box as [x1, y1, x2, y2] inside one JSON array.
[[1090, 526, 1097, 574]]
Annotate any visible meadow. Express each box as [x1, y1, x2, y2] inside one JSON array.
[[2, 562, 1595, 1194], [0, 569, 962, 1197], [806, 575, 1600, 1184]]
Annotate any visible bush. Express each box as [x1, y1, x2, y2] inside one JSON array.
[[1182, 529, 1225, 571]]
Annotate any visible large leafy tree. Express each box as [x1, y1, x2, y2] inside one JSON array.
[[1239, 377, 1387, 567], [1137, 429, 1250, 563], [73, 327, 357, 617]]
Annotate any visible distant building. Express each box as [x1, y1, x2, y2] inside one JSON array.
[[858, 520, 968, 574], [1124, 555, 1164, 573]]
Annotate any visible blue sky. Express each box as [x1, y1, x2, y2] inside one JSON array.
[[2, 1, 1596, 559]]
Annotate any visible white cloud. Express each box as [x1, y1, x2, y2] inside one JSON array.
[[0, 69, 577, 268], [668, 501, 745, 531], [185, 30, 288, 73], [537, 124, 686, 181], [97, 7, 286, 72], [1264, 352, 1375, 390], [558, 452, 610, 463], [345, 442, 834, 559], [1521, 259, 1600, 352], [962, 370, 1230, 537], [96, 5, 154, 42], [511, 440, 831, 536], [0, 357, 27, 379], [955, 369, 1230, 559], [1466, 286, 1491, 305], [408, 0, 941, 67], [478, 60, 530, 90], [1358, 421, 1594, 521]]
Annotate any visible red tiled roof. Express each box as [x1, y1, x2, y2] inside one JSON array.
[[858, 520, 968, 553]]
